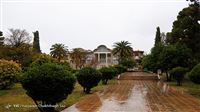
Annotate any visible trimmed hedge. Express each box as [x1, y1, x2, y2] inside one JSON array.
[[189, 63, 200, 84], [21, 63, 76, 112], [99, 66, 117, 85], [120, 58, 136, 69], [76, 67, 101, 94], [169, 67, 188, 86], [113, 64, 126, 74]]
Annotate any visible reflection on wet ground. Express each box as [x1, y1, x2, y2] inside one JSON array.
[[62, 72, 200, 112]]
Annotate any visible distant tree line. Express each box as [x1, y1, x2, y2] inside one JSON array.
[[0, 29, 41, 69]]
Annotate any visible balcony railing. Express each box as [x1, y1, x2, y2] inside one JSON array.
[[99, 58, 112, 64]]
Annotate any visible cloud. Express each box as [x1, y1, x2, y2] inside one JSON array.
[[2, 0, 188, 54]]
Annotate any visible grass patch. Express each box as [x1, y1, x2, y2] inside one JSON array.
[[0, 79, 116, 112], [0, 84, 37, 112], [168, 80, 200, 99], [0, 90, 8, 96]]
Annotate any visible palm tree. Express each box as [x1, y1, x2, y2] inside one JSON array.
[[70, 48, 87, 69], [112, 41, 133, 62], [50, 43, 68, 62]]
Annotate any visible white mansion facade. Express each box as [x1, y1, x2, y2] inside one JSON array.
[[67, 45, 144, 69], [93, 45, 118, 68]]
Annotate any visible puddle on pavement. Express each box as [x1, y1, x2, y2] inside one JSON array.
[[63, 80, 151, 112], [62, 79, 200, 112], [98, 84, 150, 112]]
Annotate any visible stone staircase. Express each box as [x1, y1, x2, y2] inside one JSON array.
[[118, 72, 159, 80]]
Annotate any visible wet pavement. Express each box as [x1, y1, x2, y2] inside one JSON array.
[[62, 72, 200, 112]]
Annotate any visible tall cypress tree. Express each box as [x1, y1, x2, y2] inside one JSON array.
[[154, 27, 161, 46], [0, 31, 5, 46], [33, 31, 41, 53]]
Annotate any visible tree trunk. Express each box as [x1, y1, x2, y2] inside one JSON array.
[[33, 100, 43, 112], [83, 87, 86, 92], [105, 79, 108, 85], [169, 73, 172, 81], [85, 88, 90, 94], [177, 80, 181, 86], [42, 102, 56, 112], [166, 72, 169, 81]]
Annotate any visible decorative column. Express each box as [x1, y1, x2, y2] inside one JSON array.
[[106, 53, 108, 66], [98, 53, 100, 63]]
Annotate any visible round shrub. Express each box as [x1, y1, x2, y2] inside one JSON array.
[[0, 59, 21, 89], [99, 66, 117, 85], [21, 63, 76, 112], [189, 63, 200, 84], [113, 64, 126, 74], [109, 66, 117, 76], [169, 67, 188, 86], [76, 67, 101, 94], [120, 58, 136, 69]]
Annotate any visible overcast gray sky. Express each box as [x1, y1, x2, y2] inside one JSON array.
[[0, 0, 189, 54]]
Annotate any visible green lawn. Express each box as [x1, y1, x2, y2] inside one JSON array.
[[168, 80, 200, 99], [0, 80, 116, 112]]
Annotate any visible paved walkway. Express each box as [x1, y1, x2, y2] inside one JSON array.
[[63, 72, 200, 112]]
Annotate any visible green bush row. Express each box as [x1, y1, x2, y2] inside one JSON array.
[[1, 55, 127, 111], [170, 63, 200, 86], [188, 63, 200, 84], [169, 67, 188, 86]]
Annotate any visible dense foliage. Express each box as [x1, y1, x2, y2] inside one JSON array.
[[70, 48, 87, 69], [112, 41, 133, 62], [169, 67, 188, 86], [189, 63, 200, 84], [166, 2, 200, 63], [113, 64, 126, 74], [159, 44, 192, 81], [50, 43, 68, 62], [0, 29, 34, 69], [76, 67, 101, 93], [99, 66, 117, 84], [142, 43, 164, 73], [31, 54, 58, 66], [142, 0, 199, 83], [21, 63, 76, 112], [120, 58, 136, 69], [31, 54, 72, 72], [0, 59, 21, 89], [142, 40, 192, 81]]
